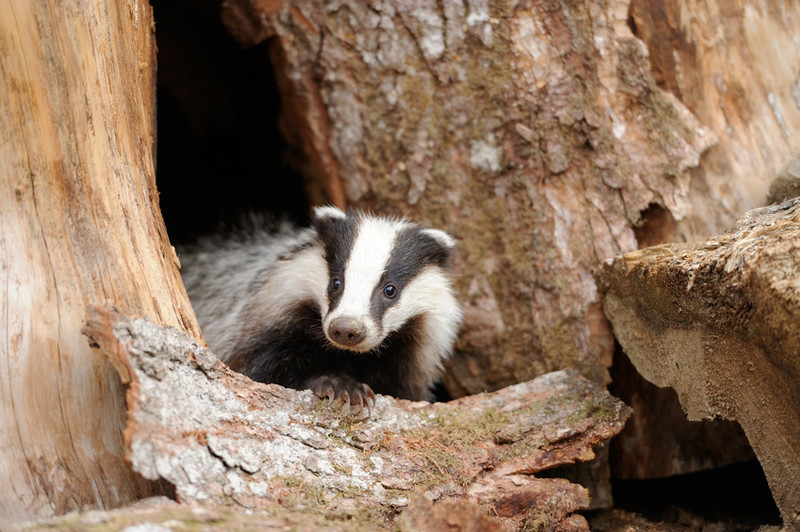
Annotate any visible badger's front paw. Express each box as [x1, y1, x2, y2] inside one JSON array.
[[304, 373, 376, 414]]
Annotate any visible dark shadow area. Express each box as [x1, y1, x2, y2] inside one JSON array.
[[152, 0, 308, 243], [608, 344, 756, 480], [607, 344, 780, 529], [612, 460, 781, 529], [634, 203, 680, 248]]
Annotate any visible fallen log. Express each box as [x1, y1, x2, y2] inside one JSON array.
[[80, 306, 631, 530], [599, 198, 800, 530]]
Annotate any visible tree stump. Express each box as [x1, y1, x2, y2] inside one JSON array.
[[600, 198, 800, 529], [0, 1, 201, 526]]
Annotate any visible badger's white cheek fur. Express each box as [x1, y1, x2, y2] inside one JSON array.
[[248, 247, 329, 325], [382, 267, 462, 346]]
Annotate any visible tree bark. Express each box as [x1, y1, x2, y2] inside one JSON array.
[[81, 306, 631, 531], [221, 0, 800, 396], [221, 0, 800, 481], [599, 198, 800, 529], [0, 1, 201, 526]]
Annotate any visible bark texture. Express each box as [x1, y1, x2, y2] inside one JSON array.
[[629, 0, 800, 233], [220, 0, 800, 481], [82, 306, 632, 531], [599, 198, 800, 530], [0, 1, 201, 526], [221, 0, 800, 401]]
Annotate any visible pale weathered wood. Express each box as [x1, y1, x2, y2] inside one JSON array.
[[629, 0, 800, 233], [600, 198, 800, 529], [609, 3, 800, 479], [0, 1, 202, 526]]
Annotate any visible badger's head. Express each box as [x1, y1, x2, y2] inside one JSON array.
[[311, 206, 461, 358]]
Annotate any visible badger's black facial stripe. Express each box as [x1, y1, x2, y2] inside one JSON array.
[[312, 210, 358, 311], [388, 226, 451, 276], [368, 225, 452, 320]]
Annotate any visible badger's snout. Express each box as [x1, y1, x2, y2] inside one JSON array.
[[327, 316, 366, 348]]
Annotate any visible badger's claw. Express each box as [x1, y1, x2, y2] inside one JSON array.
[[304, 374, 375, 415]]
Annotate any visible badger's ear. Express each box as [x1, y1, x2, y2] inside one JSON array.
[[420, 228, 456, 250], [311, 205, 347, 234], [311, 205, 356, 253], [312, 205, 347, 223], [417, 227, 457, 267]]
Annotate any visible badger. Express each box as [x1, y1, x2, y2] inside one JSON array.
[[179, 206, 462, 410]]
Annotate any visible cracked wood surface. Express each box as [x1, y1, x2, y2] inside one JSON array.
[[82, 306, 631, 531], [0, 1, 202, 526], [600, 198, 800, 530]]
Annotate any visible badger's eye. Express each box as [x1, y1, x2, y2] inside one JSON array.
[[383, 284, 397, 299], [330, 277, 342, 292]]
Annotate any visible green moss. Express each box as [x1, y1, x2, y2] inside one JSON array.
[[520, 512, 551, 532], [391, 397, 564, 492], [412, 444, 470, 487], [564, 392, 618, 427], [332, 460, 354, 476], [276, 475, 328, 507], [312, 400, 369, 433]]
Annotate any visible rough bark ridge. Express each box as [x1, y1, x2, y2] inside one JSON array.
[[599, 198, 800, 529], [0, 1, 201, 526], [222, 0, 800, 400], [83, 306, 631, 531]]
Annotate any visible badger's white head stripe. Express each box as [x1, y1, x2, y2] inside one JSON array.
[[322, 215, 409, 351]]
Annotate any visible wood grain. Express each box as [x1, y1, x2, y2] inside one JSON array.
[[0, 1, 201, 525]]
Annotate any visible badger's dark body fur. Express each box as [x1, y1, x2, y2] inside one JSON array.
[[237, 310, 425, 400], [179, 207, 462, 405]]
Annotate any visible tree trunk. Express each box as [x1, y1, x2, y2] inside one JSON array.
[[0, 1, 201, 526], [222, 0, 800, 479], [222, 0, 800, 390]]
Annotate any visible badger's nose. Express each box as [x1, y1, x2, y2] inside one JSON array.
[[328, 317, 366, 347]]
